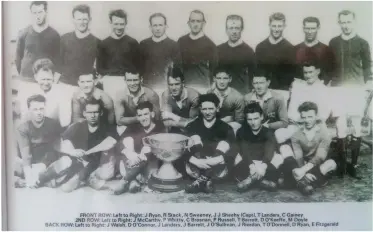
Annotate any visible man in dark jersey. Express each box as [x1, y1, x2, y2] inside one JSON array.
[[255, 12, 296, 90], [234, 102, 283, 192], [59, 98, 118, 192], [110, 101, 165, 195], [218, 14, 255, 94], [161, 67, 200, 133], [184, 93, 235, 193], [97, 9, 140, 103], [58, 4, 100, 88], [178, 10, 218, 91], [72, 72, 115, 125], [295, 17, 335, 85], [15, 94, 71, 189], [139, 13, 181, 91]]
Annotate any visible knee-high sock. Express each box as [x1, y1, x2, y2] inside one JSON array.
[[38, 158, 72, 185], [281, 157, 298, 180], [336, 138, 347, 174], [350, 136, 362, 166]]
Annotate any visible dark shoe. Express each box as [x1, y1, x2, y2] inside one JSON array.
[[346, 163, 362, 180], [204, 179, 215, 193], [129, 180, 141, 193], [185, 176, 207, 193], [109, 179, 129, 195], [297, 177, 314, 196], [260, 179, 277, 192], [236, 176, 254, 193]]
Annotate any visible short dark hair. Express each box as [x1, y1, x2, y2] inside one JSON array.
[[189, 10, 206, 22], [167, 67, 184, 82], [303, 17, 320, 27], [30, 1, 47, 11], [32, 58, 54, 75], [109, 9, 127, 23], [226, 14, 244, 30], [78, 71, 96, 80], [269, 12, 286, 23], [213, 66, 230, 77], [149, 12, 167, 25], [253, 69, 269, 81], [302, 57, 321, 70], [72, 4, 91, 18], [83, 98, 101, 112], [198, 93, 220, 107], [136, 101, 154, 112], [27, 94, 46, 108], [244, 102, 263, 115], [298, 101, 318, 114], [338, 10, 355, 19], [125, 68, 141, 79]]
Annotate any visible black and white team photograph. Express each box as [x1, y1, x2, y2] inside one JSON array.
[[2, 1, 373, 230]]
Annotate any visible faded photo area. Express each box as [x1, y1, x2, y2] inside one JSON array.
[[2, 1, 373, 229]]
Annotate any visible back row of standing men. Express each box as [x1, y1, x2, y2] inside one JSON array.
[[15, 1, 372, 96]]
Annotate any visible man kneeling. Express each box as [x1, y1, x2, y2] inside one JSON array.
[[110, 101, 165, 195], [184, 93, 235, 193], [234, 102, 283, 192], [280, 102, 337, 195]]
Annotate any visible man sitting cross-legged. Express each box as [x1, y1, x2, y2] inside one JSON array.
[[15, 94, 71, 189], [234, 102, 284, 192], [58, 98, 118, 192], [184, 93, 236, 193], [279, 102, 337, 195], [110, 101, 166, 195]]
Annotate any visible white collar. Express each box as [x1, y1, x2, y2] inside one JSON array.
[[268, 36, 284, 45], [144, 123, 156, 134], [203, 118, 216, 128], [228, 39, 243, 47], [307, 79, 323, 87], [110, 32, 126, 40], [75, 30, 91, 39], [304, 40, 319, 47], [88, 124, 99, 133], [251, 90, 273, 102], [189, 31, 204, 40], [341, 32, 357, 41], [213, 87, 231, 98], [32, 24, 48, 33], [78, 88, 101, 100], [171, 88, 188, 102], [152, 34, 167, 43]]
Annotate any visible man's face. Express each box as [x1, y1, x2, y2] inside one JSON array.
[[269, 20, 285, 39], [73, 11, 90, 33], [137, 108, 154, 128], [111, 16, 126, 37], [200, 101, 217, 122], [300, 110, 317, 129], [35, 70, 53, 92], [252, 76, 270, 96], [303, 66, 320, 85], [246, 112, 263, 131], [168, 77, 183, 98], [125, 73, 141, 93], [339, 14, 355, 36], [78, 74, 95, 94], [150, 16, 167, 38], [31, 4, 47, 26], [214, 72, 231, 91], [303, 22, 319, 42], [83, 104, 101, 126], [188, 12, 205, 35], [29, 101, 45, 123], [226, 19, 242, 43]]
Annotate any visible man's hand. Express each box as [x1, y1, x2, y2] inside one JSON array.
[[161, 111, 180, 122], [263, 120, 269, 128], [123, 150, 141, 166], [305, 173, 317, 182], [191, 158, 211, 169], [71, 149, 86, 158], [254, 162, 267, 179], [292, 168, 306, 181], [25, 173, 39, 188]]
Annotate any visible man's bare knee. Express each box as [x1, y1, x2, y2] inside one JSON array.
[[59, 156, 72, 170], [320, 159, 337, 175], [279, 145, 294, 159], [96, 167, 115, 181], [60, 175, 80, 193]]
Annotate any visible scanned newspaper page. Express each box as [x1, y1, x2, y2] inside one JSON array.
[[2, 1, 373, 230]]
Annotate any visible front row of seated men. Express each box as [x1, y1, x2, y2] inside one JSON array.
[[15, 90, 337, 196]]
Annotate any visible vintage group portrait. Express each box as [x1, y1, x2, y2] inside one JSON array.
[[2, 0, 372, 230]]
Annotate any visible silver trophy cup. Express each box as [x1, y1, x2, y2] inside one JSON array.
[[143, 133, 190, 192]]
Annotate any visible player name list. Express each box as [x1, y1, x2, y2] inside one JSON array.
[[44, 212, 340, 229]]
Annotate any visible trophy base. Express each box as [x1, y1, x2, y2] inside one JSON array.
[[148, 174, 185, 193]]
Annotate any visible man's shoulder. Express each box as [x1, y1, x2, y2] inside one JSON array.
[[244, 91, 254, 102], [255, 38, 269, 49], [217, 41, 228, 50], [269, 89, 285, 101], [66, 120, 87, 132], [143, 86, 159, 97], [46, 26, 60, 37], [186, 87, 200, 99], [140, 37, 152, 46], [215, 118, 232, 130], [229, 87, 244, 98], [202, 35, 216, 46], [329, 36, 341, 45], [355, 36, 370, 46], [61, 31, 74, 41], [125, 35, 139, 44], [44, 117, 60, 126], [17, 120, 31, 132], [177, 34, 189, 43], [18, 26, 33, 38]]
